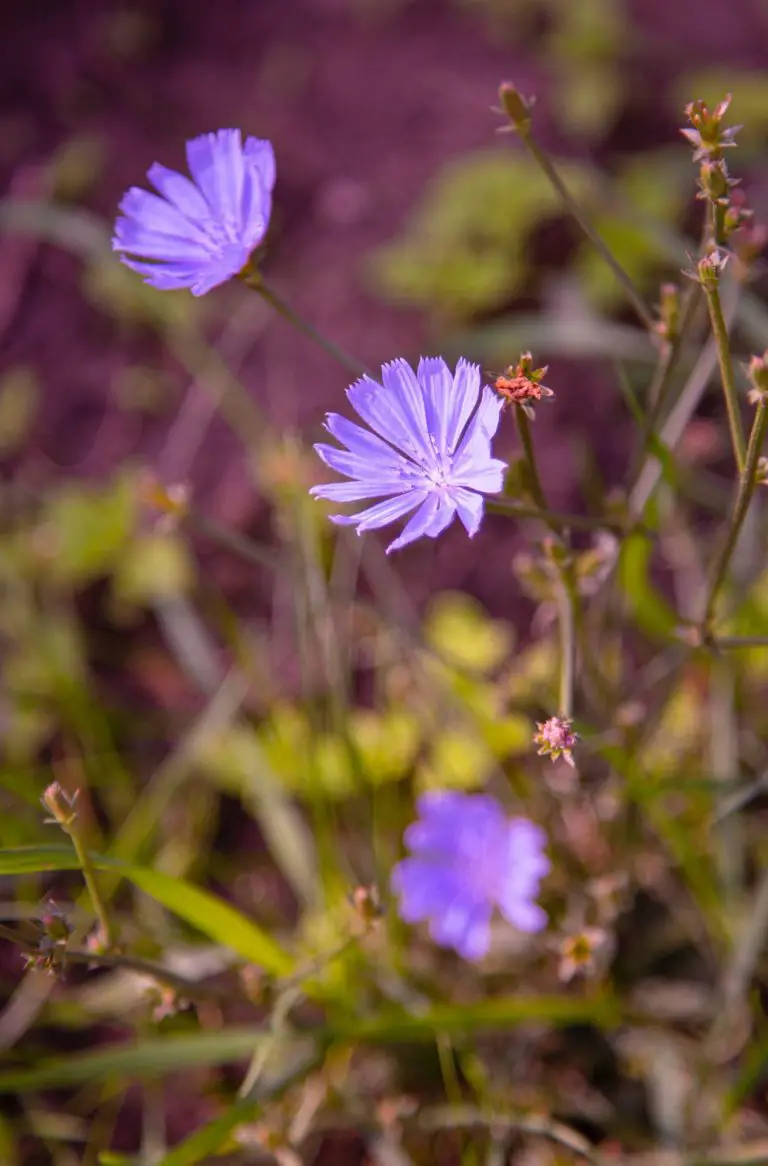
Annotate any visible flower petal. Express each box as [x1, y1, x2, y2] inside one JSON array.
[[429, 898, 492, 959], [381, 359, 433, 465], [449, 486, 484, 537], [417, 356, 453, 460], [385, 491, 455, 554], [323, 413, 418, 470], [311, 480, 411, 503], [331, 490, 425, 532], [313, 441, 410, 483], [147, 163, 211, 224], [243, 137, 276, 192], [186, 129, 244, 223]]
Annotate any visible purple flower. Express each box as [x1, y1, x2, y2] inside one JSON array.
[[113, 129, 275, 296], [391, 792, 549, 960], [310, 357, 507, 553]]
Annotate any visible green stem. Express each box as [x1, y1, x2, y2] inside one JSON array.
[[513, 128, 655, 333], [702, 399, 768, 630], [715, 636, 768, 649], [70, 830, 116, 950], [556, 565, 576, 719], [633, 284, 702, 477], [703, 280, 748, 471], [514, 407, 551, 518], [244, 272, 370, 379]]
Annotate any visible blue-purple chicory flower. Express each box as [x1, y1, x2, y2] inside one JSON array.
[[113, 129, 275, 295], [391, 791, 549, 960], [310, 357, 507, 553]]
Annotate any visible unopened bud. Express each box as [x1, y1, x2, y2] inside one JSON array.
[[756, 456, 768, 486], [747, 351, 768, 404], [498, 83, 534, 133], [697, 158, 736, 205], [41, 782, 79, 830], [696, 250, 728, 288], [349, 884, 382, 932]]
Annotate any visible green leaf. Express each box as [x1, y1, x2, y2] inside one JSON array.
[[0, 1027, 274, 1091], [0, 845, 292, 974], [339, 993, 621, 1043]]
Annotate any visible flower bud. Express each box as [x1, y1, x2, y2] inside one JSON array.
[[696, 250, 728, 288], [681, 95, 740, 161], [697, 158, 736, 205], [498, 83, 534, 133], [747, 351, 768, 404], [493, 352, 554, 416], [41, 782, 79, 830]]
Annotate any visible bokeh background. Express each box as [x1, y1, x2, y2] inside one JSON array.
[[3, 1, 768, 1163]]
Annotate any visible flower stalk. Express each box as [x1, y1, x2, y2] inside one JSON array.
[[702, 397, 768, 631], [41, 783, 116, 951], [700, 255, 747, 471]]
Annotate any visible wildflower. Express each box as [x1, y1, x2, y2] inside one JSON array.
[[557, 927, 611, 982], [391, 792, 549, 960], [311, 358, 507, 554], [534, 716, 578, 768], [113, 129, 275, 295]]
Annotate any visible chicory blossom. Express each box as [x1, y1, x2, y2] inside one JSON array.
[[113, 129, 275, 295], [391, 791, 550, 961], [310, 357, 507, 553]]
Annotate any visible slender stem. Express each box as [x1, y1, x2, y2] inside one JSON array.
[[702, 399, 768, 630], [715, 636, 768, 649], [556, 565, 576, 719], [512, 128, 655, 333], [484, 497, 644, 535], [632, 285, 702, 478], [243, 272, 370, 379], [69, 829, 116, 950], [703, 280, 748, 471], [514, 407, 551, 516]]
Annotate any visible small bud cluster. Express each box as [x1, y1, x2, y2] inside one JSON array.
[[681, 95, 740, 162], [682, 94, 766, 269], [534, 715, 579, 768], [493, 352, 554, 419]]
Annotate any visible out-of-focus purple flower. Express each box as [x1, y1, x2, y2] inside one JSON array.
[[113, 129, 275, 296], [391, 791, 550, 961], [310, 357, 507, 554]]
